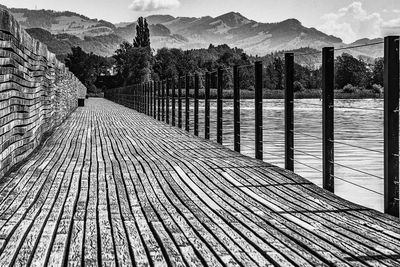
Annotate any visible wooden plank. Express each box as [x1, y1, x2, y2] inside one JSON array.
[[0, 98, 400, 266]]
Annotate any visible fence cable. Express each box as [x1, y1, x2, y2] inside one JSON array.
[[332, 140, 383, 154], [332, 175, 383, 195], [334, 105, 384, 112], [294, 101, 323, 107], [292, 130, 322, 140], [293, 149, 323, 160], [334, 41, 384, 52], [330, 161, 383, 180], [291, 158, 323, 173]]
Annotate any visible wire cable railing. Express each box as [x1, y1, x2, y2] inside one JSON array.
[[331, 139, 383, 154], [292, 130, 322, 140], [332, 175, 383, 195], [331, 161, 383, 180], [334, 41, 384, 52], [294, 101, 323, 107], [293, 149, 323, 161], [289, 40, 385, 57], [106, 36, 400, 217], [334, 105, 384, 112], [291, 158, 322, 173]]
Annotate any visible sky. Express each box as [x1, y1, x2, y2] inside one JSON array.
[[2, 0, 400, 43]]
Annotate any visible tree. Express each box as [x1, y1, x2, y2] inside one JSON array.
[[133, 17, 150, 49], [113, 42, 152, 86], [372, 57, 384, 86], [265, 58, 284, 90], [153, 48, 180, 79], [113, 16, 153, 86], [65, 46, 111, 93], [335, 53, 370, 89]]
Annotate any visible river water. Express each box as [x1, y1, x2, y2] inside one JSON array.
[[183, 99, 385, 212]]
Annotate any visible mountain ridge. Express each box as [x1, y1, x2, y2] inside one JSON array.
[[1, 5, 383, 59]]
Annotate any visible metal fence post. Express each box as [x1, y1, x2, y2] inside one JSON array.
[[134, 85, 137, 111], [157, 81, 161, 121], [153, 81, 156, 119], [140, 83, 143, 113], [217, 68, 223, 144], [322, 47, 335, 193], [255, 61, 263, 160], [141, 83, 143, 113], [162, 80, 165, 122], [205, 72, 211, 139], [166, 79, 170, 124], [234, 65, 240, 152], [172, 77, 176, 126], [384, 36, 400, 217], [185, 74, 190, 132], [194, 73, 199, 136], [178, 77, 183, 128], [145, 82, 147, 114], [143, 82, 146, 114], [136, 84, 138, 111], [147, 82, 150, 115], [138, 84, 140, 112], [148, 82, 151, 116], [133, 85, 136, 111], [142, 83, 144, 113], [285, 53, 294, 171]]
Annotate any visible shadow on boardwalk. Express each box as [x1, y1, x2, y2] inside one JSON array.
[[0, 98, 400, 266]]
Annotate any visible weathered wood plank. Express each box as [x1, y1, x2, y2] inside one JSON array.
[[0, 98, 399, 266]]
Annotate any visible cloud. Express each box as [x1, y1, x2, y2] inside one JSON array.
[[382, 18, 400, 36], [129, 0, 180, 12], [318, 2, 384, 43]]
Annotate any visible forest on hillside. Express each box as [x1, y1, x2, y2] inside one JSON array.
[[64, 17, 385, 97]]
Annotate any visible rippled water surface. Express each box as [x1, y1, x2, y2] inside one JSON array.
[[181, 99, 384, 211]]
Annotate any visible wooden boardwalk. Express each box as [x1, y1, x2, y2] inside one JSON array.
[[0, 98, 400, 266]]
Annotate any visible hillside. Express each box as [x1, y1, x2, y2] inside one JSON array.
[[2, 5, 384, 59], [144, 13, 343, 55], [26, 28, 125, 58], [8, 7, 116, 38]]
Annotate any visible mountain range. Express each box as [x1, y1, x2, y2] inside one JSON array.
[[1, 5, 384, 59]]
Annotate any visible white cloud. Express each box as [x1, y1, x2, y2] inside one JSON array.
[[382, 18, 400, 36], [129, 0, 180, 12], [318, 1, 400, 43]]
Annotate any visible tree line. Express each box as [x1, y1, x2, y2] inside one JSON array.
[[65, 17, 386, 94]]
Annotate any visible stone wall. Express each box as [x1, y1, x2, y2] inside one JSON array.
[[0, 9, 86, 177]]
